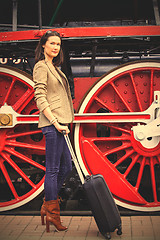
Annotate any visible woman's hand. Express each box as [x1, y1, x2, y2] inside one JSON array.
[[42, 107, 70, 134], [53, 121, 70, 134]]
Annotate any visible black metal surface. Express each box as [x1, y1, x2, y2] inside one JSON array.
[[0, 0, 157, 27]]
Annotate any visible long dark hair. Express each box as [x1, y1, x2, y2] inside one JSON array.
[[35, 31, 64, 66]]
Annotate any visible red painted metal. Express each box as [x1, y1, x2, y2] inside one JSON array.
[[81, 138, 146, 205], [74, 113, 151, 122], [75, 61, 160, 211], [73, 77, 98, 111], [16, 116, 39, 122], [0, 66, 46, 211], [0, 26, 160, 42]]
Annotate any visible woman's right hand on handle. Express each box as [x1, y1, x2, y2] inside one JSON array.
[[53, 121, 70, 135], [42, 107, 70, 135]]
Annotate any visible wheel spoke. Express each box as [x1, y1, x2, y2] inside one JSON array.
[[0, 160, 19, 199], [123, 153, 140, 177], [12, 88, 34, 113], [6, 141, 45, 151], [7, 129, 42, 139], [114, 149, 135, 168], [130, 72, 143, 111], [1, 152, 36, 189], [94, 96, 115, 112], [31, 109, 40, 115], [135, 156, 146, 191], [91, 136, 131, 142], [3, 77, 16, 105], [150, 157, 158, 202], [4, 147, 45, 171], [110, 82, 133, 112], [107, 124, 131, 134], [104, 142, 132, 157], [157, 155, 160, 164]]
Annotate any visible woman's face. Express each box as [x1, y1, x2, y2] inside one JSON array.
[[43, 36, 61, 60]]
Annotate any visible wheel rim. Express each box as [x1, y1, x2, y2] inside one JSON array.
[[0, 66, 45, 212], [74, 60, 160, 211]]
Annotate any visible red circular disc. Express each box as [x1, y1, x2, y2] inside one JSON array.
[[0, 66, 45, 212], [74, 60, 160, 212]]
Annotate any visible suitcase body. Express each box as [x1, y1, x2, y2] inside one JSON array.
[[63, 133, 122, 239], [83, 174, 122, 239]]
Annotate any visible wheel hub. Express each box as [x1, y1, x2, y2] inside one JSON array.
[[0, 114, 12, 126], [136, 135, 160, 149], [131, 131, 160, 157]]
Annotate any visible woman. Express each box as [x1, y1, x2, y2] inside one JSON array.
[[33, 31, 74, 232]]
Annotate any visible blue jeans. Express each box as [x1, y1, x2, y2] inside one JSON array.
[[42, 125, 72, 201]]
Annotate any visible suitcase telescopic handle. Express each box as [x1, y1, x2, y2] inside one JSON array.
[[62, 131, 85, 184]]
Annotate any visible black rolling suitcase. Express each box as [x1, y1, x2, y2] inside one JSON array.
[[83, 174, 122, 239], [63, 132, 122, 239]]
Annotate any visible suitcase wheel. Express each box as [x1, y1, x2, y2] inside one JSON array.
[[117, 226, 122, 235], [103, 232, 111, 239]]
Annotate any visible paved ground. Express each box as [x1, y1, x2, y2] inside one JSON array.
[[0, 215, 160, 240]]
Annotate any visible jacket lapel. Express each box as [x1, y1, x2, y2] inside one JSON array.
[[45, 61, 64, 85], [55, 66, 68, 81]]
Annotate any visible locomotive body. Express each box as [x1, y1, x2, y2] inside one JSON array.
[[0, 0, 160, 213]]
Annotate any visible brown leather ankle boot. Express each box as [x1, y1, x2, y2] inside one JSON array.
[[40, 197, 46, 225], [40, 197, 63, 225], [45, 200, 68, 232]]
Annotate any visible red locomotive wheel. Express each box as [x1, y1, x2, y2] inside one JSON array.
[[74, 60, 160, 211], [0, 66, 45, 212]]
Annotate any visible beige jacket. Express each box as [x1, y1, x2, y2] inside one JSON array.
[[33, 60, 74, 128]]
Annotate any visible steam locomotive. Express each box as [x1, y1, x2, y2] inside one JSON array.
[[0, 0, 160, 213]]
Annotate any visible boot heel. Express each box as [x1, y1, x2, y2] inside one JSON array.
[[40, 197, 46, 225], [46, 219, 50, 232], [41, 214, 45, 225]]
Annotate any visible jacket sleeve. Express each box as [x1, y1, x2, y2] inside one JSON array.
[[33, 62, 50, 112]]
